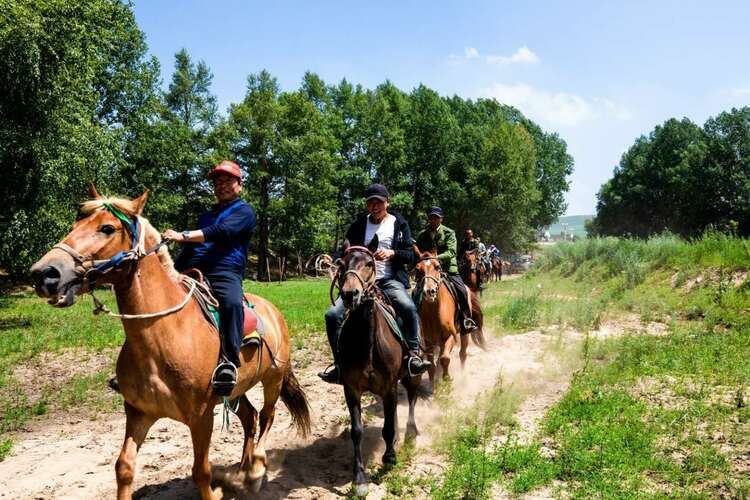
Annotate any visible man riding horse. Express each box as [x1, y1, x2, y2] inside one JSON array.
[[414, 207, 478, 333], [458, 228, 483, 291], [319, 183, 429, 384], [166, 160, 256, 393]]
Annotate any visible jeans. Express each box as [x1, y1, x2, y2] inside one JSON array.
[[205, 270, 244, 367], [325, 278, 421, 357]]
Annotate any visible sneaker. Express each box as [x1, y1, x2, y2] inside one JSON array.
[[212, 362, 238, 396], [318, 364, 341, 384]]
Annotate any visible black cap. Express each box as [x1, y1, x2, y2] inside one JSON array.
[[365, 183, 389, 201], [427, 206, 444, 217]]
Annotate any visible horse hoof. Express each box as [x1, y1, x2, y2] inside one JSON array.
[[383, 451, 397, 466], [405, 426, 419, 443], [246, 471, 266, 493], [353, 483, 369, 497]]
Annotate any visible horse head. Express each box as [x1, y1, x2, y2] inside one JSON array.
[[413, 245, 441, 302], [29, 184, 151, 307], [337, 235, 379, 309], [461, 249, 478, 272]]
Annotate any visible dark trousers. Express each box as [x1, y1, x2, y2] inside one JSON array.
[[206, 270, 244, 367], [325, 278, 421, 356], [446, 273, 473, 324]]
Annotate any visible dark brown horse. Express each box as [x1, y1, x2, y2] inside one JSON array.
[[491, 254, 503, 282], [29, 187, 310, 499], [333, 238, 422, 497]]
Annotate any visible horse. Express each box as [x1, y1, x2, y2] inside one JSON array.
[[460, 249, 480, 293], [332, 238, 422, 497], [29, 186, 310, 500], [491, 254, 503, 282], [413, 247, 485, 385]]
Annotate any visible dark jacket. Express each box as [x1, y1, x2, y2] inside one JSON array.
[[343, 211, 414, 288], [175, 198, 256, 275]]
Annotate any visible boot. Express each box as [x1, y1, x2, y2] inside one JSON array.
[[318, 364, 341, 384], [406, 350, 430, 376]]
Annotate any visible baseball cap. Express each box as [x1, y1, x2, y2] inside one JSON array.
[[427, 206, 444, 217], [364, 183, 389, 201], [208, 160, 243, 183]]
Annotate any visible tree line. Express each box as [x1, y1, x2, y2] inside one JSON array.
[[0, 0, 573, 278], [589, 109, 750, 238]]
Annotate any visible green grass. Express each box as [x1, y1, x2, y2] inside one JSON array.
[[0, 278, 331, 460]]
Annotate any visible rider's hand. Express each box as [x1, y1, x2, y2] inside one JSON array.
[[374, 249, 395, 260], [162, 229, 181, 242]]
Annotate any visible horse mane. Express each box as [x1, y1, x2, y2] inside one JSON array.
[[80, 197, 181, 281]]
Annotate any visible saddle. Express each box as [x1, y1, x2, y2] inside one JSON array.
[[183, 269, 265, 348]]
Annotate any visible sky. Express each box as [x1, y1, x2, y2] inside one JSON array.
[[133, 0, 750, 216]]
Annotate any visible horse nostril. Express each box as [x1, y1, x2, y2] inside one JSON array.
[[34, 265, 61, 294]]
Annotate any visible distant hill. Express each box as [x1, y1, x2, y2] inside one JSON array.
[[546, 215, 593, 239]]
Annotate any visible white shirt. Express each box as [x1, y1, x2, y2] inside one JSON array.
[[364, 214, 396, 280]]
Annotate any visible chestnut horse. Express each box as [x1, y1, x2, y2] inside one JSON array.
[[413, 247, 468, 383], [460, 249, 480, 293], [491, 254, 503, 282], [333, 239, 422, 497], [29, 187, 310, 500]]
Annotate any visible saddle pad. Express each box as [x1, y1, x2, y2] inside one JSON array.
[[242, 297, 265, 344], [374, 301, 406, 344]]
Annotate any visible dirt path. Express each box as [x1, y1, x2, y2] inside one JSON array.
[[0, 320, 570, 500]]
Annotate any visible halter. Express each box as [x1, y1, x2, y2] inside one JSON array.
[[52, 204, 180, 318], [329, 245, 377, 306]]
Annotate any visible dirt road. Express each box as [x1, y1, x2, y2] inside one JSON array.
[[0, 319, 572, 499]]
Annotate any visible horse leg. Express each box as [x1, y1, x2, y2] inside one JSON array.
[[403, 376, 420, 442], [440, 334, 455, 382], [189, 411, 216, 500], [381, 386, 398, 466], [248, 370, 282, 491], [426, 345, 437, 390], [460, 333, 469, 368], [344, 385, 369, 497], [115, 403, 156, 500], [236, 395, 259, 485]]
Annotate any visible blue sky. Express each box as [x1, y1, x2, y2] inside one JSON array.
[[133, 1, 750, 216]]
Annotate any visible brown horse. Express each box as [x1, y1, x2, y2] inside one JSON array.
[[29, 186, 310, 500], [460, 249, 480, 293], [491, 254, 503, 282], [413, 247, 469, 384], [334, 240, 422, 497]]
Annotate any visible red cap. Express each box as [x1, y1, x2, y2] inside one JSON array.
[[208, 160, 243, 183]]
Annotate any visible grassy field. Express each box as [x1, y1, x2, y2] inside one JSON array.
[[422, 233, 750, 498], [0, 278, 331, 460]]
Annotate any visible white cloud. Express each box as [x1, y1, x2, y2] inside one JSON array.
[[465, 47, 479, 59], [486, 46, 539, 65], [480, 83, 632, 127]]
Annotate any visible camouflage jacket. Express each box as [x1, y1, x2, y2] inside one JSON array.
[[414, 224, 458, 274]]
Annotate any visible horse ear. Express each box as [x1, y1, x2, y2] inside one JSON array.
[[430, 245, 438, 256], [88, 183, 102, 200], [131, 189, 149, 215], [367, 234, 379, 253], [342, 239, 350, 253], [412, 243, 421, 258]]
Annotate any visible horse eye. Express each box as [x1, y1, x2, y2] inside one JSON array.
[[100, 224, 116, 235]]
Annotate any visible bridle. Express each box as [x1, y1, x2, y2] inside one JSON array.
[[416, 256, 442, 289], [52, 203, 191, 319], [329, 245, 377, 306]]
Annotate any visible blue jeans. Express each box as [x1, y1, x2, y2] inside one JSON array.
[[325, 278, 421, 357], [205, 270, 244, 367]]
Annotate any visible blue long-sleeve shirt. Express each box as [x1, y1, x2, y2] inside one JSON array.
[[174, 199, 256, 276]]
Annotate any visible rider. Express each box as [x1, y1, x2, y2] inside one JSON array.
[[319, 183, 429, 384], [166, 160, 256, 394], [476, 236, 491, 276], [414, 206, 478, 333], [458, 228, 483, 291]]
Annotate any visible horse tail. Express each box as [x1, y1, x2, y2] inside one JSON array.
[[280, 365, 311, 438], [470, 292, 487, 350]]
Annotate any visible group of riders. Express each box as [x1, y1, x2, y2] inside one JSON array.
[[155, 160, 498, 393]]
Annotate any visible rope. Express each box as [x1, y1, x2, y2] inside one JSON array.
[[221, 396, 240, 432], [91, 278, 197, 320]]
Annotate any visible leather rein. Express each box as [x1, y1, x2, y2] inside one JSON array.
[[329, 245, 378, 306]]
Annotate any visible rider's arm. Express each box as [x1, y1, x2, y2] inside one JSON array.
[[437, 230, 457, 265], [202, 205, 257, 245], [392, 219, 414, 265]]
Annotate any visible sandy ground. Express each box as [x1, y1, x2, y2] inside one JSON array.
[[1, 277, 602, 500]]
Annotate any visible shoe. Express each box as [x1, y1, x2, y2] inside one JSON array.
[[212, 362, 238, 396], [318, 364, 341, 384], [108, 376, 120, 393], [407, 352, 429, 376], [463, 317, 478, 331]]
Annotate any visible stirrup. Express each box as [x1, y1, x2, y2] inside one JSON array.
[[212, 362, 238, 396], [407, 355, 429, 377], [463, 317, 478, 331]]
